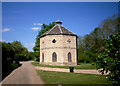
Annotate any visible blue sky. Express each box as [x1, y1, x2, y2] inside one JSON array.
[[2, 2, 118, 51]]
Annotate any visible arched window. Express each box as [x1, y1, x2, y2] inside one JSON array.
[[52, 52, 57, 62], [42, 53, 44, 62], [68, 52, 72, 62]]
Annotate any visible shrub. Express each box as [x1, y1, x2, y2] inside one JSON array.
[[96, 32, 120, 85]]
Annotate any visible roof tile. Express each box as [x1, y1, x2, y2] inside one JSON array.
[[40, 25, 76, 38]]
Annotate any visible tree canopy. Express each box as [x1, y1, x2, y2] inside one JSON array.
[[77, 15, 120, 63], [33, 22, 55, 61], [96, 32, 120, 85], [2, 41, 35, 79]]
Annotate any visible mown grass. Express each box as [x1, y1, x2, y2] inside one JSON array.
[[36, 70, 112, 85], [32, 61, 96, 69]]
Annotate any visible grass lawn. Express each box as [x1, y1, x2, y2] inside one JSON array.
[[32, 61, 96, 69], [36, 70, 112, 85]]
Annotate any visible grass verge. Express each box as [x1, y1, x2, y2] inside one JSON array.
[[32, 61, 96, 69], [36, 70, 112, 85]]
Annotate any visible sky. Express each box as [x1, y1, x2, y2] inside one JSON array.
[[1, 2, 118, 51]]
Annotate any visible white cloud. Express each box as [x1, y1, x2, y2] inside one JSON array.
[[33, 23, 36, 26], [33, 23, 43, 26], [32, 27, 40, 30], [37, 23, 43, 26], [24, 43, 35, 47], [0, 28, 11, 32], [0, 40, 5, 42], [24, 43, 35, 52]]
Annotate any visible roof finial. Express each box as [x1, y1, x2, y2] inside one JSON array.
[[56, 19, 62, 25], [58, 18, 60, 21]]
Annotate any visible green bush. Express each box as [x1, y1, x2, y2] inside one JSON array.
[[10, 61, 19, 69], [14, 54, 29, 61], [96, 32, 120, 85], [28, 52, 35, 60], [78, 55, 91, 63], [2, 42, 20, 79], [84, 57, 91, 63]]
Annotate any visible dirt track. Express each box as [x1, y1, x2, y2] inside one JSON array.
[[2, 61, 44, 84], [35, 66, 108, 75], [2, 61, 108, 85]]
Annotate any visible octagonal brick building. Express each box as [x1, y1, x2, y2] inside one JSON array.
[[40, 20, 78, 66]]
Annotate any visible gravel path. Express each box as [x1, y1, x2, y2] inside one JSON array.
[[35, 66, 108, 75], [2, 61, 44, 84]]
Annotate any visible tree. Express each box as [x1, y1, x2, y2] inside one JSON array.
[[99, 14, 119, 39], [11, 41, 24, 54], [77, 36, 91, 63], [33, 22, 55, 61], [14, 54, 28, 61], [2, 42, 20, 79], [21, 47, 28, 55], [96, 32, 120, 85], [2, 41, 33, 79], [83, 33, 98, 62], [28, 52, 35, 60], [83, 15, 120, 62], [11, 41, 30, 61]]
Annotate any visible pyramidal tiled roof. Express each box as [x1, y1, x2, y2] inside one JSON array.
[[40, 20, 77, 38]]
